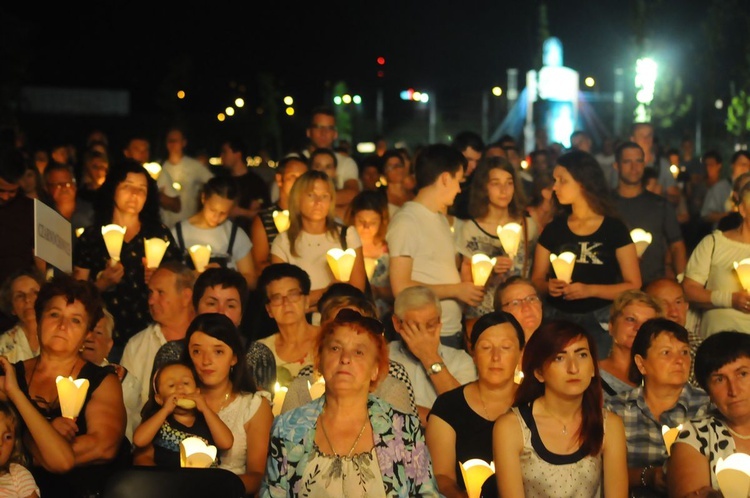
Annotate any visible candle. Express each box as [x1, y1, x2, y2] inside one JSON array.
[[326, 248, 357, 282], [272, 382, 288, 417], [715, 453, 750, 498], [364, 257, 378, 280], [101, 224, 126, 266], [734, 259, 750, 291], [144, 238, 170, 268], [188, 244, 212, 273], [180, 436, 217, 468], [272, 210, 290, 233], [142, 162, 162, 180], [549, 251, 576, 283], [56, 376, 90, 420], [661, 424, 683, 455], [497, 222, 522, 259], [471, 254, 497, 286], [459, 459, 496, 498], [630, 228, 653, 258], [308, 377, 326, 400]]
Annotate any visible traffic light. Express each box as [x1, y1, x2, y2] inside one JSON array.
[[377, 56, 385, 78]]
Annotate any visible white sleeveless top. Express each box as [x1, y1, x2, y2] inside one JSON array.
[[217, 391, 270, 475]]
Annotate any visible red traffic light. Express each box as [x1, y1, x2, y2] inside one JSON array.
[[377, 56, 386, 66]]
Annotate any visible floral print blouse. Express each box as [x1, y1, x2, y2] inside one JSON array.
[[260, 395, 439, 498]]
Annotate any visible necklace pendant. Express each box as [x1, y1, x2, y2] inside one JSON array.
[[562, 425, 567, 435]]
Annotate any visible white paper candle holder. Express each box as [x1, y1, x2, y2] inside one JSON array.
[[101, 224, 126, 265], [55, 376, 90, 420], [272, 210, 290, 233], [471, 254, 496, 286], [497, 222, 522, 259], [630, 228, 653, 258], [326, 248, 357, 282], [549, 251, 576, 283], [459, 459, 496, 498], [189, 244, 212, 273], [180, 437, 217, 468], [144, 238, 170, 269]]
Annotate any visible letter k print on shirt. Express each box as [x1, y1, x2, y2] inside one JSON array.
[[577, 242, 603, 265]]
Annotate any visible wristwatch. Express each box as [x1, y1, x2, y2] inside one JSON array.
[[427, 362, 446, 376]]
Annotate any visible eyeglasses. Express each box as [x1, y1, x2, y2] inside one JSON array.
[[47, 181, 76, 191], [268, 288, 304, 306], [334, 308, 385, 335], [501, 294, 541, 309], [310, 124, 336, 132]]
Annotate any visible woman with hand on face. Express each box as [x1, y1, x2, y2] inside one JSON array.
[[530, 150, 641, 359], [183, 313, 273, 496], [73, 158, 181, 362], [426, 311, 525, 498], [270, 169, 367, 311], [598, 290, 663, 399], [0, 276, 129, 498], [0, 268, 45, 363], [668, 331, 750, 498], [493, 320, 628, 498], [605, 318, 710, 497], [260, 308, 439, 498], [172, 176, 257, 288]]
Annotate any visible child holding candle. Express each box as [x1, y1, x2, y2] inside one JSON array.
[[133, 360, 233, 468], [456, 156, 538, 343], [0, 400, 39, 498]]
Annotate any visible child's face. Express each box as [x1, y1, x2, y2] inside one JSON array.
[[155, 364, 198, 405], [0, 414, 16, 467]]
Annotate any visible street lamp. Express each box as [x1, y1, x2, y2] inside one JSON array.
[[584, 77, 595, 88], [401, 88, 435, 142]]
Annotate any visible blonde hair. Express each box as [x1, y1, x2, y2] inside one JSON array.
[[609, 289, 663, 323], [287, 170, 338, 258], [0, 401, 27, 470]]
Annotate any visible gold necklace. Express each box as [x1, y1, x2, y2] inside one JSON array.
[[217, 390, 232, 412], [476, 383, 490, 420], [320, 413, 368, 459]]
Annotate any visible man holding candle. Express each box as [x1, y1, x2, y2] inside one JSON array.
[[387, 144, 485, 350], [612, 141, 686, 287]]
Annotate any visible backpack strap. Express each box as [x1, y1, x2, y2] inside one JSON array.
[[338, 224, 348, 250], [175, 222, 185, 252], [227, 220, 239, 256]]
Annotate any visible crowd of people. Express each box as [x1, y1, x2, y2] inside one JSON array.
[[0, 107, 748, 497]]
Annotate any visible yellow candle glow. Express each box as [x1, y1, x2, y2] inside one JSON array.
[[308, 377, 326, 400], [734, 259, 750, 291], [144, 238, 170, 268], [497, 222, 522, 258], [326, 248, 357, 282], [459, 459, 496, 498], [101, 224, 126, 266], [143, 162, 162, 180], [272, 210, 290, 233], [715, 453, 750, 498], [471, 254, 497, 286], [188, 244, 212, 273], [630, 228, 653, 258], [364, 257, 378, 280], [272, 382, 288, 417], [180, 436, 217, 468], [55, 376, 90, 420], [661, 424, 683, 455], [550, 251, 576, 283]]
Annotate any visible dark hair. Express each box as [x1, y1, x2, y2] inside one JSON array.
[[0, 147, 26, 184], [183, 313, 256, 393], [702, 149, 723, 164], [359, 154, 383, 176], [452, 131, 485, 154], [414, 143, 466, 191], [42, 161, 75, 186], [628, 317, 690, 384], [614, 141, 644, 164], [277, 155, 309, 175], [468, 156, 524, 219], [309, 106, 336, 126], [222, 137, 248, 159], [192, 267, 248, 311], [0, 266, 46, 316], [731, 150, 750, 165], [345, 190, 389, 243], [555, 150, 615, 216], [310, 148, 338, 169], [140, 359, 194, 420], [641, 166, 659, 187], [514, 320, 603, 456], [201, 175, 239, 203], [694, 331, 750, 392], [94, 157, 161, 226], [257, 263, 312, 302], [470, 311, 525, 350], [35, 275, 104, 332], [526, 171, 554, 208], [317, 283, 368, 313]]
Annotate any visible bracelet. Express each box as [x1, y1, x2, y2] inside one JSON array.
[[640, 464, 655, 488]]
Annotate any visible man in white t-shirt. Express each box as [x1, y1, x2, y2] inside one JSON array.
[[386, 143, 485, 350], [159, 127, 214, 228]]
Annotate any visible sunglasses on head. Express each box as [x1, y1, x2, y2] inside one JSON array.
[[333, 308, 385, 335]]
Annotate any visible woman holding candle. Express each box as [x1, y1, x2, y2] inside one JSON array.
[[260, 308, 439, 497], [270, 169, 367, 311], [346, 189, 393, 320], [530, 150, 641, 359], [172, 176, 257, 288], [683, 181, 750, 338], [0, 268, 45, 363], [457, 156, 538, 337], [73, 158, 181, 362], [0, 275, 130, 498], [183, 312, 273, 496], [493, 319, 628, 497], [668, 331, 750, 497], [604, 318, 710, 497], [426, 311, 525, 497]]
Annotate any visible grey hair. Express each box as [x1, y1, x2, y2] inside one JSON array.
[[393, 286, 442, 318]]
